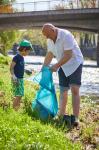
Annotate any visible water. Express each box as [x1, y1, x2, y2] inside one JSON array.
[[10, 55, 99, 96], [81, 66, 99, 96]]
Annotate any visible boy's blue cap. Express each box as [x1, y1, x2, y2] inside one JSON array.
[[19, 40, 33, 50]]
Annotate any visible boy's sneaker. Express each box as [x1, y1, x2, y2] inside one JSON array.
[[63, 115, 71, 127], [71, 115, 79, 127]]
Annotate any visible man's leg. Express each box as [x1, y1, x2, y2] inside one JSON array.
[[71, 85, 80, 117], [59, 89, 68, 116], [69, 64, 82, 126], [58, 68, 69, 116]]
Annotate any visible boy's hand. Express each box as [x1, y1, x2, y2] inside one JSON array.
[[11, 74, 18, 83]]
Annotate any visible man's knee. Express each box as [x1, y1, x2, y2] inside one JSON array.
[[60, 86, 69, 93], [70, 85, 80, 95]]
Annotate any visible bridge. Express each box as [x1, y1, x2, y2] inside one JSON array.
[[0, 0, 99, 32], [0, 8, 99, 33], [0, 0, 99, 65]]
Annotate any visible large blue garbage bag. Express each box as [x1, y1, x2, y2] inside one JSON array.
[[32, 66, 58, 120]]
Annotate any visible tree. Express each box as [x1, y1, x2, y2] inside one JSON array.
[[0, 0, 15, 5], [0, 0, 15, 13], [0, 0, 19, 55], [19, 29, 47, 54], [0, 30, 21, 55], [79, 0, 97, 8]]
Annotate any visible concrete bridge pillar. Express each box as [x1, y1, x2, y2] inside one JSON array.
[[96, 33, 99, 66]]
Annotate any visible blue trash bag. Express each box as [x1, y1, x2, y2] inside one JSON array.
[[32, 66, 58, 120]]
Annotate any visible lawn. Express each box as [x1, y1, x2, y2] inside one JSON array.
[[0, 56, 98, 150]]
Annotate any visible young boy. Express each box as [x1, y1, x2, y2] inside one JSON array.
[[10, 39, 33, 110]]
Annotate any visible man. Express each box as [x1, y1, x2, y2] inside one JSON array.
[[42, 23, 83, 126]]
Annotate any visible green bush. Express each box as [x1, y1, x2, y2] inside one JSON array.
[[0, 56, 11, 65]]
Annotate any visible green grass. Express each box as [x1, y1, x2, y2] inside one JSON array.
[[0, 55, 11, 65], [0, 56, 98, 150], [0, 108, 82, 150]]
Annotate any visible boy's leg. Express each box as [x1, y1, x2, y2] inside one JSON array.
[[13, 96, 22, 110], [12, 78, 24, 110]]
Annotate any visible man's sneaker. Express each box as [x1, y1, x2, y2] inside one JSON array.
[[63, 115, 71, 127], [71, 115, 79, 127]]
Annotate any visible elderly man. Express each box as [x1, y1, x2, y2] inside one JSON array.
[[42, 23, 83, 126]]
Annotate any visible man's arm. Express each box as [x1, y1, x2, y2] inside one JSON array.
[[50, 50, 72, 72], [43, 51, 54, 66]]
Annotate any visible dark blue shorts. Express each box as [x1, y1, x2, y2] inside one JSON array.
[[58, 64, 83, 90]]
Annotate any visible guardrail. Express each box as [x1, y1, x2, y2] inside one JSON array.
[[0, 0, 99, 13]]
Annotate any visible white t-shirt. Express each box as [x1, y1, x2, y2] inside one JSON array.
[[47, 28, 84, 77]]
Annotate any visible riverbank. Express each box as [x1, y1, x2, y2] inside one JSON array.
[[0, 56, 99, 149]]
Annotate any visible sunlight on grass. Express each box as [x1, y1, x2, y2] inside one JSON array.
[[0, 56, 98, 150]]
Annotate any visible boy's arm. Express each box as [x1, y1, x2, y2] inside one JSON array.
[[10, 61, 16, 76], [10, 61, 17, 82]]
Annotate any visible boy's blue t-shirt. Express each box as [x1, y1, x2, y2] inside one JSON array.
[[13, 54, 24, 78]]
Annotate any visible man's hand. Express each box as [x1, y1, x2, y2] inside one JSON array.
[[50, 63, 59, 72]]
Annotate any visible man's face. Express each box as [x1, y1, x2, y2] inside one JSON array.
[[42, 28, 53, 40], [43, 30, 50, 39]]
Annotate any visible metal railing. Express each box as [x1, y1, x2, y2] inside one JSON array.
[[0, 0, 99, 13]]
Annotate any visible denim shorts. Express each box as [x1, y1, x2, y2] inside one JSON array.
[[58, 64, 83, 91]]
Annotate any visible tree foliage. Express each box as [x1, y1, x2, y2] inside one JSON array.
[[0, 0, 21, 55], [54, 0, 97, 9], [19, 29, 47, 52], [0, 0, 16, 13], [0, 30, 21, 55], [0, 0, 15, 5], [0, 29, 47, 55], [79, 0, 97, 8]]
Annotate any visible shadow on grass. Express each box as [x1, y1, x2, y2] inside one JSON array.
[[23, 100, 71, 132]]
